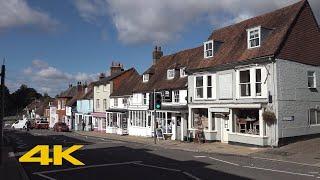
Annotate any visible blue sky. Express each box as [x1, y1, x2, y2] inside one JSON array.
[[1, 0, 319, 96]]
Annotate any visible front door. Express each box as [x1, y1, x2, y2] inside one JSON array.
[[176, 116, 181, 141], [220, 114, 230, 143]]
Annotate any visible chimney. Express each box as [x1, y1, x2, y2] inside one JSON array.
[[77, 81, 83, 92], [152, 46, 163, 65], [110, 61, 124, 75], [99, 73, 106, 80]]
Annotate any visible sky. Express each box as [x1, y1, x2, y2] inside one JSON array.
[[0, 0, 319, 96]]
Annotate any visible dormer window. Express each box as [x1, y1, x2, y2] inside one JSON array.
[[247, 27, 261, 49], [204, 40, 213, 58], [143, 74, 149, 82], [167, 69, 175, 79], [180, 67, 187, 78]]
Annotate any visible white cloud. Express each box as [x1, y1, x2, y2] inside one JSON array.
[[21, 60, 98, 96], [0, 0, 59, 31], [73, 0, 320, 44]]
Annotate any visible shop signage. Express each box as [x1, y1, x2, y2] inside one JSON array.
[[283, 116, 294, 121]]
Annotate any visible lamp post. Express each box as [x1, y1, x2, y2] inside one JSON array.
[[0, 60, 6, 165]]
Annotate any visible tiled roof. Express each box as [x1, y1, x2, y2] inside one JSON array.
[[92, 69, 132, 86], [133, 46, 203, 93], [193, 0, 318, 69], [110, 68, 140, 97], [58, 86, 78, 98]]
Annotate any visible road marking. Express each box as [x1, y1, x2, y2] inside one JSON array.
[[193, 156, 207, 158], [208, 157, 240, 166], [252, 156, 319, 167], [133, 162, 181, 172], [182, 171, 202, 180], [242, 165, 315, 177], [34, 173, 57, 180], [33, 161, 143, 174], [316, 176, 320, 179], [309, 172, 319, 174]]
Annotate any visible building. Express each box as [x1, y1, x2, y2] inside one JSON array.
[[128, 46, 203, 140], [74, 84, 94, 131], [107, 68, 140, 135], [92, 62, 139, 132], [187, 0, 320, 146]]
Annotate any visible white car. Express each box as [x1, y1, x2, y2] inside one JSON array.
[[11, 119, 28, 129]]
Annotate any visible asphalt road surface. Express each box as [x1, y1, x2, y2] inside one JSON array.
[[4, 129, 320, 180]]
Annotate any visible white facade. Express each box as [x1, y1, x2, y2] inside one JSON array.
[[92, 83, 111, 132], [188, 59, 320, 146]]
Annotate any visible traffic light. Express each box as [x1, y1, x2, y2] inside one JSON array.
[[155, 93, 162, 110]]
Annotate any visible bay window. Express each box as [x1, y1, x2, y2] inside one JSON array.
[[196, 76, 204, 98]]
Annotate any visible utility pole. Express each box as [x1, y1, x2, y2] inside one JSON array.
[[0, 59, 5, 165]]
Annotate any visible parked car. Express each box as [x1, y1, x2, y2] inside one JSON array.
[[35, 120, 49, 129], [53, 122, 69, 132], [11, 119, 28, 129]]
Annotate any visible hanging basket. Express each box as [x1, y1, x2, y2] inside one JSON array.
[[262, 111, 277, 125]]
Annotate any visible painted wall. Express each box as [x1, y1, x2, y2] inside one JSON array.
[[276, 59, 320, 138], [94, 84, 111, 112], [76, 99, 93, 114]]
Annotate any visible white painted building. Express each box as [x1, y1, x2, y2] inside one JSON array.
[[187, 0, 320, 146]]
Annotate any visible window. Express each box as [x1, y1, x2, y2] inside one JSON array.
[[61, 100, 65, 109], [143, 93, 147, 105], [196, 76, 204, 98], [204, 40, 213, 58], [240, 70, 251, 97], [211, 112, 216, 131], [114, 98, 118, 107], [255, 69, 262, 96], [234, 109, 260, 135], [174, 90, 179, 103], [123, 98, 128, 106], [191, 108, 208, 130], [207, 75, 213, 98], [308, 71, 316, 88], [58, 100, 61, 110], [103, 99, 107, 109], [96, 99, 100, 109], [130, 111, 147, 127], [167, 69, 175, 79], [309, 109, 320, 125], [103, 85, 107, 91], [156, 112, 172, 134], [180, 67, 187, 78], [247, 27, 260, 49], [143, 74, 149, 82]]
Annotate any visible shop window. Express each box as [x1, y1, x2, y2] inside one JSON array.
[[233, 109, 259, 135], [106, 113, 117, 127], [191, 108, 208, 130], [156, 112, 172, 134], [195, 76, 204, 99], [240, 70, 251, 97], [211, 112, 216, 131]]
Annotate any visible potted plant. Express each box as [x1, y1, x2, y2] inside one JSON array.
[[262, 111, 277, 125]]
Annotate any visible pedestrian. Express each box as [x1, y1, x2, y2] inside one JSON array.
[[26, 120, 31, 131], [82, 120, 86, 131]]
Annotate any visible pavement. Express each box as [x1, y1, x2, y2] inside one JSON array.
[[3, 128, 320, 180], [74, 131, 265, 156]]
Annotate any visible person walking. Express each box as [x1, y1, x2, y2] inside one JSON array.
[[82, 120, 86, 131]]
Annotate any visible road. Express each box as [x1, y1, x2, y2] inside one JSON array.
[[4, 128, 320, 180]]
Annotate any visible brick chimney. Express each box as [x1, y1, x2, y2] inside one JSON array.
[[152, 46, 163, 65], [77, 81, 83, 92], [110, 61, 124, 75]]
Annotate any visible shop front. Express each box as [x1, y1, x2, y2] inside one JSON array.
[[106, 110, 128, 135], [91, 112, 106, 132]]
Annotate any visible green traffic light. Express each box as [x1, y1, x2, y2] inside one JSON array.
[[156, 104, 161, 109]]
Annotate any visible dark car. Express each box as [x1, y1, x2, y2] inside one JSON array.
[[53, 122, 69, 132], [35, 120, 49, 129]]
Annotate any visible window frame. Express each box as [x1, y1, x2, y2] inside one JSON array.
[[207, 75, 213, 99], [167, 69, 175, 79], [195, 76, 204, 99], [309, 109, 320, 125], [174, 90, 180, 103], [255, 68, 262, 96], [103, 99, 107, 109], [143, 74, 149, 83], [143, 93, 147, 105], [96, 99, 100, 109], [308, 71, 316, 88], [239, 69, 251, 97], [204, 40, 214, 58], [247, 26, 261, 49], [114, 98, 118, 107], [180, 67, 187, 78]]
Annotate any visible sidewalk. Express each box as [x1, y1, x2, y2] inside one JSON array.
[[0, 146, 29, 180], [74, 131, 265, 156]]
